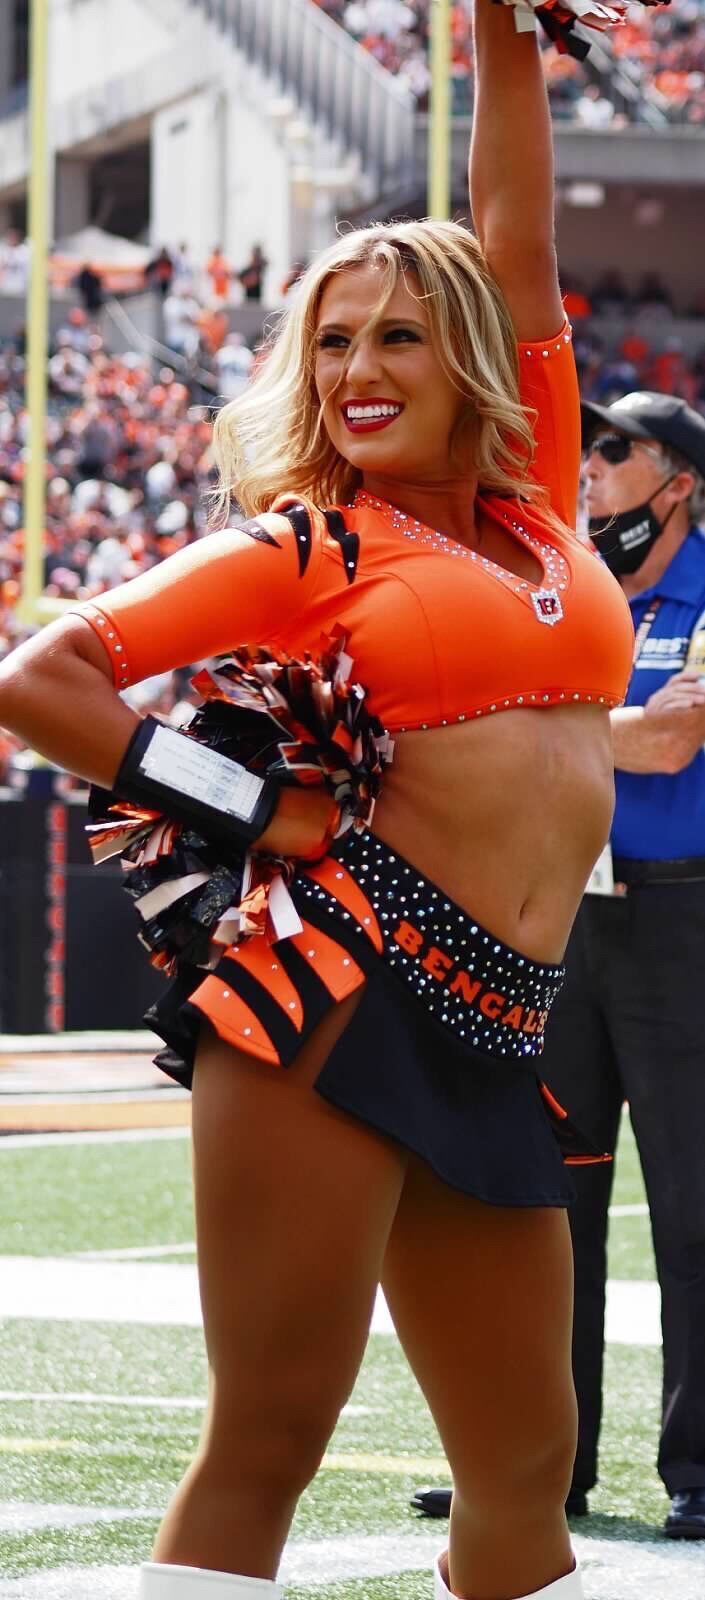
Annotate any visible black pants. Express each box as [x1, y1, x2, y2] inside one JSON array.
[[541, 884, 705, 1496]]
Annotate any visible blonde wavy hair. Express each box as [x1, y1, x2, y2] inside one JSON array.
[[210, 218, 555, 528]]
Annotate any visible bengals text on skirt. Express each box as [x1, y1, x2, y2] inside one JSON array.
[[142, 830, 609, 1209]]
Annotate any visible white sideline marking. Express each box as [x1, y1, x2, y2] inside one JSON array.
[[0, 1257, 660, 1344], [0, 1503, 162, 1533], [75, 1243, 194, 1260], [0, 1129, 190, 1149], [0, 1530, 704, 1598], [0, 1392, 371, 1416], [0, 1392, 204, 1411], [609, 1203, 649, 1217]]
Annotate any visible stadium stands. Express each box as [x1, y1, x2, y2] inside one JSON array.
[[2, 286, 705, 684], [313, 0, 705, 125]]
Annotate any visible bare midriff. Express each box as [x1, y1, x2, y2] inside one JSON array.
[[372, 705, 614, 967]]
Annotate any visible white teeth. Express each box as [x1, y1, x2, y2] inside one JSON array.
[[345, 403, 402, 421]]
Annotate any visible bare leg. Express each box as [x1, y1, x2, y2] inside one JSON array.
[[151, 992, 408, 1578], [383, 1158, 576, 1600]]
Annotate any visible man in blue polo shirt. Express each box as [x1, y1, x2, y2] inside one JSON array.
[[411, 392, 705, 1538], [544, 390, 705, 1539]]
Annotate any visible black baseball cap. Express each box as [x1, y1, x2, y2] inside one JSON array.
[[581, 392, 705, 479]]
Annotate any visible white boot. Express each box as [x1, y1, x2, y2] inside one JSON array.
[[138, 1564, 283, 1599], [434, 1551, 584, 1599]]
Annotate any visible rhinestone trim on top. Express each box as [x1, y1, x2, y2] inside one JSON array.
[[393, 685, 622, 733], [347, 490, 622, 731], [520, 327, 573, 359], [81, 604, 131, 690], [351, 491, 570, 614]]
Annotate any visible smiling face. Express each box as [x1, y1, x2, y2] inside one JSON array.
[[314, 262, 468, 487]]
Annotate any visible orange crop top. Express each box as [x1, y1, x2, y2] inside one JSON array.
[[71, 321, 634, 732]]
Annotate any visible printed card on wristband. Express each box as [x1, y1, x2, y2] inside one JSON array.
[[138, 722, 265, 824]]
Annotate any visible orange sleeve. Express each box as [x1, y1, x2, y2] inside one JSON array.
[[517, 320, 581, 530], [67, 511, 325, 691]]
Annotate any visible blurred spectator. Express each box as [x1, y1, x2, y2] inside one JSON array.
[[574, 83, 615, 126], [197, 301, 230, 358], [592, 269, 633, 317], [647, 337, 698, 402], [172, 242, 197, 295], [237, 245, 269, 303], [282, 259, 309, 297], [589, 348, 641, 404], [206, 246, 233, 302], [635, 271, 675, 315], [73, 262, 103, 315], [214, 331, 255, 401], [48, 338, 90, 400], [619, 330, 650, 367], [562, 276, 593, 321], [75, 405, 121, 480], [55, 308, 94, 356], [144, 246, 175, 299], [162, 285, 202, 360], [0, 229, 30, 296]]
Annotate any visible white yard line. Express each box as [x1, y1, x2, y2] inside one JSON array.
[[0, 1257, 661, 1344], [0, 1504, 162, 1534], [0, 1530, 703, 1599], [0, 1392, 372, 1416], [0, 1128, 190, 1149], [0, 1392, 204, 1410], [75, 1244, 195, 1260]]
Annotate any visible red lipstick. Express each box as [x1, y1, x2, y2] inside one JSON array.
[[340, 398, 404, 435]]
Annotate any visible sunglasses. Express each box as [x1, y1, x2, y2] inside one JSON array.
[[586, 432, 661, 466]]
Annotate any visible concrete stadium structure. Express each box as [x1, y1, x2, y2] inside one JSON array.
[[1, 0, 705, 304]]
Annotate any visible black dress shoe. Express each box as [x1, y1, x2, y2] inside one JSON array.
[[411, 1485, 589, 1519], [664, 1487, 705, 1538], [410, 1487, 452, 1517]]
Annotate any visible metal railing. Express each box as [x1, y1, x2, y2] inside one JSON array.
[[190, 0, 415, 193], [585, 38, 669, 130]]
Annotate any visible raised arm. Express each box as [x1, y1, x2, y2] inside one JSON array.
[[469, 0, 564, 340]]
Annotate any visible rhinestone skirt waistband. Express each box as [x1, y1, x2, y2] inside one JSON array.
[[297, 831, 565, 1064]]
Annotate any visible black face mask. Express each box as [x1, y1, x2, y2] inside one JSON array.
[[588, 476, 678, 576]]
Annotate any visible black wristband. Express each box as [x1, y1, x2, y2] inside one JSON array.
[[114, 715, 278, 846]]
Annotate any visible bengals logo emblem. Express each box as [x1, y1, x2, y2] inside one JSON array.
[[531, 588, 564, 626]]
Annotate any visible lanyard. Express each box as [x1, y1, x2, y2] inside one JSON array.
[[632, 598, 662, 667], [586, 597, 663, 899]]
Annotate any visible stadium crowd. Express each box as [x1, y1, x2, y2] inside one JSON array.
[[0, 317, 217, 760], [2, 282, 705, 695], [1, 194, 704, 763], [0, 229, 274, 308], [313, 0, 705, 124]]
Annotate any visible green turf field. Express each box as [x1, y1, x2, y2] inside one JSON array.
[[0, 1112, 670, 1596]]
